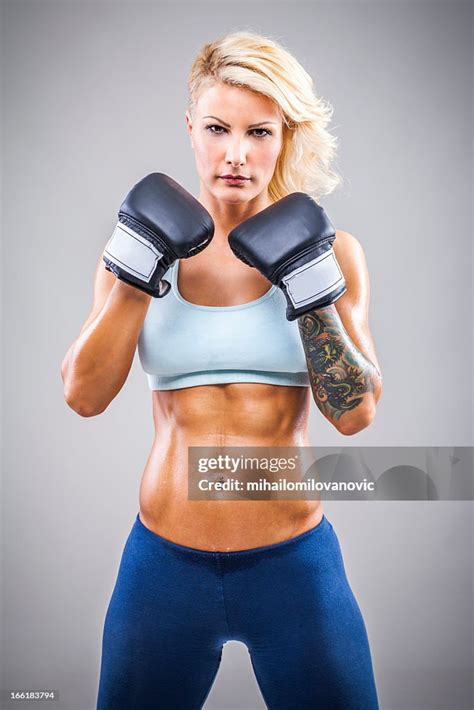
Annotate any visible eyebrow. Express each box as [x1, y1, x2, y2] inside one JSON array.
[[202, 115, 278, 128]]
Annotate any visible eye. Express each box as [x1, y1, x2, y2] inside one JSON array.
[[205, 124, 227, 135], [205, 124, 273, 138], [250, 128, 272, 138]]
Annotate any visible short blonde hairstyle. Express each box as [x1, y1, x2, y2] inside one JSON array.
[[188, 30, 342, 202]]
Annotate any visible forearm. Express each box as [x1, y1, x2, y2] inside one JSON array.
[[298, 305, 382, 435], [62, 281, 151, 415]]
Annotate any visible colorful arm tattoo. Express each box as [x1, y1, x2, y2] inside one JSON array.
[[298, 306, 380, 424]]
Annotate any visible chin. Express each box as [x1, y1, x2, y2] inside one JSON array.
[[220, 193, 252, 205], [216, 184, 258, 203]]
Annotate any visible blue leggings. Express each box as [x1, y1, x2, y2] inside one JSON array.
[[96, 513, 379, 709]]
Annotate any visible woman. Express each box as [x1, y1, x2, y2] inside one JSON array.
[[62, 31, 382, 710]]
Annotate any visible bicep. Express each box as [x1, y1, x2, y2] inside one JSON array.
[[333, 230, 382, 375]]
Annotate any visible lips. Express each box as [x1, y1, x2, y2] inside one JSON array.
[[219, 175, 250, 185]]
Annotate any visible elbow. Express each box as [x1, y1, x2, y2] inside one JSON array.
[[337, 377, 383, 435], [336, 403, 377, 436], [63, 385, 106, 418], [61, 359, 109, 417], [76, 404, 105, 418]]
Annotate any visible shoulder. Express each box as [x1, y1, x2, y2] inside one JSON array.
[[334, 229, 365, 258], [333, 229, 368, 277]]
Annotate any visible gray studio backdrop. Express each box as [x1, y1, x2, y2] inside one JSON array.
[[1, 1, 472, 709]]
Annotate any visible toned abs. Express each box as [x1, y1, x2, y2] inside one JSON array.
[[139, 383, 324, 551]]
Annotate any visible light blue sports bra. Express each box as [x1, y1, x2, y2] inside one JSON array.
[[137, 260, 310, 390]]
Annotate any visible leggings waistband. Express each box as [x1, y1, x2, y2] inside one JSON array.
[[134, 511, 332, 560]]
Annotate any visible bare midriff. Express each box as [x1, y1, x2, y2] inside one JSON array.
[[139, 382, 324, 552]]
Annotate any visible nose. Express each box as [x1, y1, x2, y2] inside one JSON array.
[[225, 134, 246, 167]]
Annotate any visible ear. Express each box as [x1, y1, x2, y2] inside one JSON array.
[[185, 110, 194, 148]]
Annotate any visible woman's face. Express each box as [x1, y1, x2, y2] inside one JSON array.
[[185, 82, 284, 205]]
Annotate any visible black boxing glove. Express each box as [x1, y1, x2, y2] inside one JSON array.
[[103, 173, 214, 297], [228, 193, 346, 320]]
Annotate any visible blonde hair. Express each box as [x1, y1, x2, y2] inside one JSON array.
[[188, 30, 342, 202]]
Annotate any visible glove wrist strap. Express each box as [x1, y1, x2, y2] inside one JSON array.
[[281, 248, 345, 310], [104, 221, 164, 283]]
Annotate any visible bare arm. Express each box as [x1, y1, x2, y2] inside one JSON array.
[[61, 254, 152, 417], [298, 230, 383, 436]]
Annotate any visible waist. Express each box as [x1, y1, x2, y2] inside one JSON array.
[[139, 429, 318, 551], [137, 501, 325, 552]]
